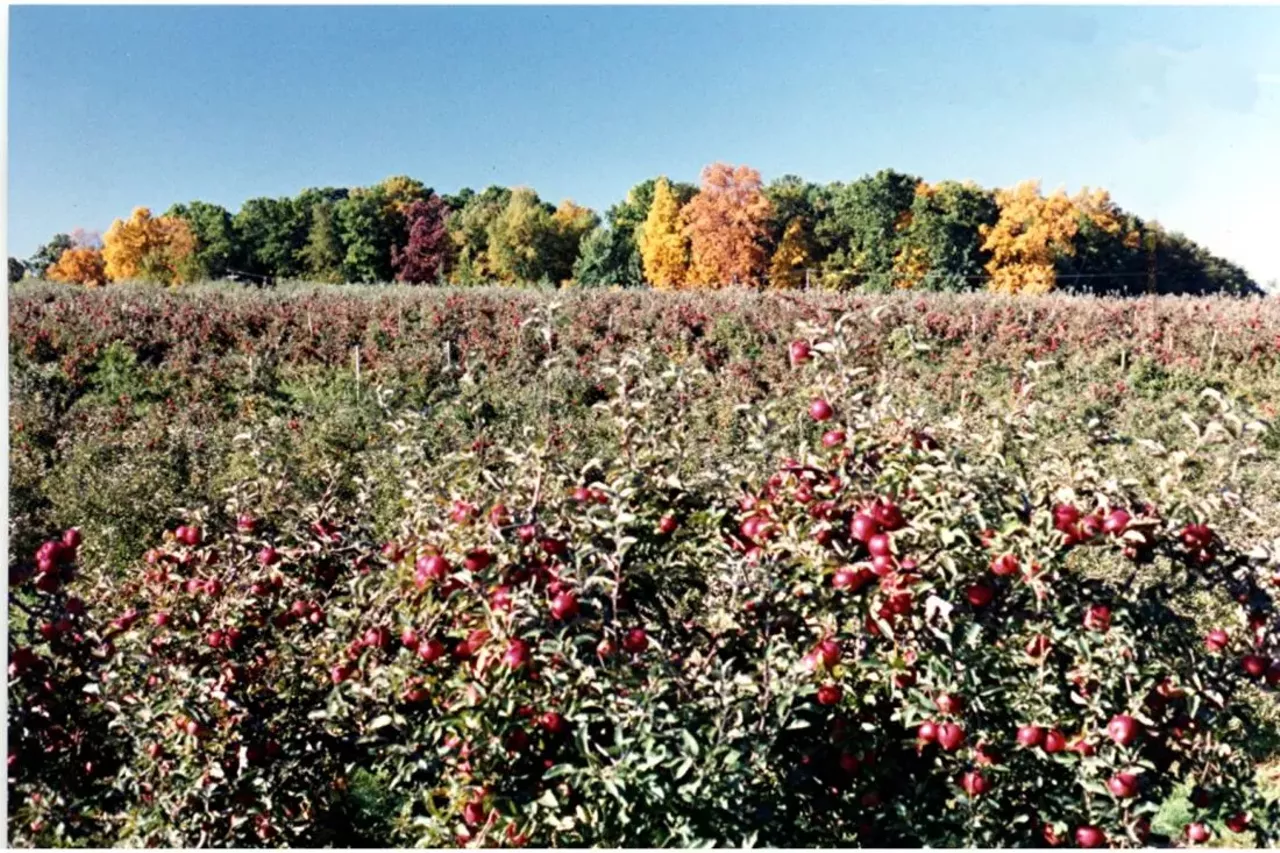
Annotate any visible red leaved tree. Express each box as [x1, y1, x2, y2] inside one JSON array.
[[392, 195, 452, 284]]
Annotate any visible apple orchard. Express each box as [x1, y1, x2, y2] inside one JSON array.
[[8, 287, 1280, 847]]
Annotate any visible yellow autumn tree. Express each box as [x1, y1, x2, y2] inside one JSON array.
[[892, 181, 932, 289], [767, 218, 813, 289], [637, 177, 689, 289], [47, 247, 108, 287], [377, 175, 429, 215], [891, 245, 930, 289], [682, 163, 773, 289], [979, 182, 1080, 295], [103, 207, 197, 284]]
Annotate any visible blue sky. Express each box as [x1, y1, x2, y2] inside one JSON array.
[[8, 6, 1280, 283]]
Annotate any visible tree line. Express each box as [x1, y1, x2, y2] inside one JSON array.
[[9, 164, 1263, 296]]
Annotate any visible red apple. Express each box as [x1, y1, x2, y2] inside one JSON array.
[[814, 639, 841, 670], [1016, 725, 1044, 748], [849, 513, 880, 543], [415, 555, 449, 586], [965, 583, 994, 607], [1042, 730, 1066, 753], [1226, 813, 1250, 834], [788, 340, 811, 366], [1107, 714, 1140, 746], [1025, 634, 1052, 657], [550, 591, 579, 621], [867, 534, 892, 558], [501, 639, 531, 670], [539, 711, 567, 735], [1181, 523, 1213, 551], [657, 515, 679, 535], [918, 720, 939, 742], [1107, 772, 1139, 798], [416, 638, 445, 663], [1205, 629, 1229, 652], [821, 430, 846, 449], [935, 693, 963, 715], [1083, 604, 1111, 633], [936, 723, 965, 751], [1103, 509, 1131, 535], [990, 553, 1019, 576], [816, 683, 842, 705], [1074, 826, 1106, 848], [622, 628, 649, 654], [808, 399, 833, 422], [464, 549, 493, 573], [1185, 823, 1210, 844], [1241, 654, 1268, 678], [960, 770, 988, 797]]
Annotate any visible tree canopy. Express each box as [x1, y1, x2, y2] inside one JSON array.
[[28, 166, 1260, 295]]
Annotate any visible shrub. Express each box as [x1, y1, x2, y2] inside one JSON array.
[[8, 336, 1280, 847]]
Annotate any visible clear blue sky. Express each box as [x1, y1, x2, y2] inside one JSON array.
[[8, 6, 1280, 282]]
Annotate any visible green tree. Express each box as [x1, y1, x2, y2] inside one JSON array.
[[893, 181, 999, 291], [487, 188, 558, 284], [572, 226, 642, 288], [335, 188, 396, 283], [763, 175, 818, 245], [297, 201, 345, 283], [447, 186, 512, 284], [9, 257, 27, 284], [27, 234, 74, 279], [547, 201, 600, 284], [816, 169, 921, 290], [165, 201, 238, 280], [233, 197, 307, 279]]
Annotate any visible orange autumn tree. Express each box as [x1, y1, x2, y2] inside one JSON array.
[[637, 177, 689, 289], [46, 247, 108, 287], [103, 207, 198, 285], [979, 181, 1080, 295], [683, 163, 773, 288]]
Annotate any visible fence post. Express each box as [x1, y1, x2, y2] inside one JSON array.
[[354, 346, 361, 403]]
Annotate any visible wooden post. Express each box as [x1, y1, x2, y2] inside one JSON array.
[[354, 346, 361, 403]]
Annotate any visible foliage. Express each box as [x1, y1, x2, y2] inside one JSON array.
[[486, 189, 558, 285], [27, 233, 75, 279], [892, 181, 998, 291], [166, 201, 239, 280], [376, 175, 430, 215], [572, 227, 643, 288], [683, 163, 773, 289], [7, 301, 1280, 846], [233, 197, 308, 280], [298, 201, 346, 283], [46, 246, 108, 287], [335, 188, 397, 283], [547, 201, 600, 285], [392, 195, 453, 284], [767, 218, 814, 289], [637, 178, 690, 289], [448, 187, 513, 285], [102, 208, 198, 285], [10, 256, 29, 284], [30, 166, 1260, 294], [817, 169, 921, 291]]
